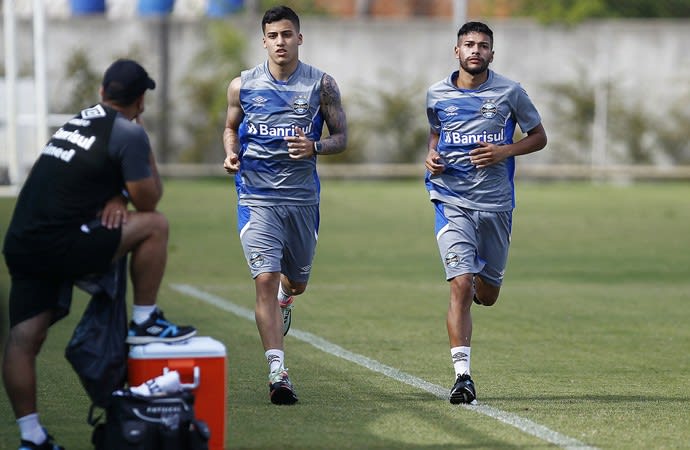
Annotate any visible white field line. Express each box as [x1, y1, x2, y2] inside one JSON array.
[[171, 284, 597, 450]]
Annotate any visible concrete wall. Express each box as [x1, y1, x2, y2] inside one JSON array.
[[2, 15, 690, 174]]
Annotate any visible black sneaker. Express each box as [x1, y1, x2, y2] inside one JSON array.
[[18, 431, 64, 450], [126, 308, 197, 344], [449, 373, 476, 404], [269, 369, 299, 405]]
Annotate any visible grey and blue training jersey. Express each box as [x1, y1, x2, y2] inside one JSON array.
[[236, 61, 325, 206], [425, 70, 542, 211]]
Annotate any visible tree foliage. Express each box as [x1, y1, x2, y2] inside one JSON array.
[[335, 74, 428, 164], [514, 0, 690, 23], [544, 67, 690, 165], [258, 0, 329, 16], [179, 22, 246, 163], [59, 49, 102, 113]]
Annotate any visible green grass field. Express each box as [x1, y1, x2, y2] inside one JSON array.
[[1, 178, 689, 449]]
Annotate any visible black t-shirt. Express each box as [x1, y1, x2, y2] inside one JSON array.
[[3, 103, 153, 255]]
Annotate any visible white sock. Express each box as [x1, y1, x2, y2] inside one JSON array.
[[277, 282, 291, 303], [451, 346, 471, 377], [132, 304, 157, 324], [265, 349, 285, 374], [18, 413, 46, 444]]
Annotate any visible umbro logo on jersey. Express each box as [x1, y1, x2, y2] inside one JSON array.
[[81, 104, 106, 119], [443, 105, 459, 117], [252, 96, 268, 105]]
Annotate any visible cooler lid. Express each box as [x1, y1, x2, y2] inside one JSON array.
[[129, 336, 226, 359]]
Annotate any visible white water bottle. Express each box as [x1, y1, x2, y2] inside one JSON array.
[[130, 370, 181, 396]]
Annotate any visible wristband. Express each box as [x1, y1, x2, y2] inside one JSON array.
[[313, 141, 323, 154]]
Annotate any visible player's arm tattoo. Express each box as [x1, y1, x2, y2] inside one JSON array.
[[317, 74, 348, 155]]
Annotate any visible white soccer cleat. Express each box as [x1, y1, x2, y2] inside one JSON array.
[[280, 296, 294, 336]]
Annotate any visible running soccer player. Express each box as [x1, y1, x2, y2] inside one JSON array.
[[222, 5, 347, 405], [424, 21, 547, 404]]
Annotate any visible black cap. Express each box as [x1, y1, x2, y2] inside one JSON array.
[[102, 59, 156, 104]]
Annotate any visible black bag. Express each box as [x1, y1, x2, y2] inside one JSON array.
[[91, 390, 210, 450], [65, 256, 129, 408], [65, 289, 128, 408]]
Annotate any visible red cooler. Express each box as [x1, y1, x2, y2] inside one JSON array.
[[128, 336, 227, 450]]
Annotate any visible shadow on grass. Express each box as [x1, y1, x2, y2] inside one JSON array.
[[482, 394, 690, 403]]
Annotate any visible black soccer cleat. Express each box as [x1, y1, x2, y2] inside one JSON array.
[[449, 373, 476, 404], [269, 370, 299, 405]]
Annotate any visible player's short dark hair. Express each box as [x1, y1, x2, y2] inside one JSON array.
[[457, 21, 494, 49], [262, 5, 300, 34]]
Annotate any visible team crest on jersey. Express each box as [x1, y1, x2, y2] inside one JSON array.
[[249, 251, 265, 268], [292, 96, 309, 115], [480, 101, 498, 119], [445, 252, 460, 268]]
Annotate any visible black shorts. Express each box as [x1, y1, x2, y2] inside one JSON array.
[[4, 223, 121, 327]]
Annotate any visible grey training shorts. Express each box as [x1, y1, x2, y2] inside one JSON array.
[[237, 204, 319, 282], [433, 201, 512, 286]]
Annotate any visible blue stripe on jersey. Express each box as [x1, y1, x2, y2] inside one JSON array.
[[436, 96, 484, 123], [501, 117, 517, 208]]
